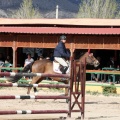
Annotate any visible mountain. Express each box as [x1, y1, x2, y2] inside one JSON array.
[[0, 0, 81, 18]]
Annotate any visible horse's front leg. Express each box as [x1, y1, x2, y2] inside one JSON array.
[[33, 87, 38, 95], [64, 80, 69, 96], [64, 79, 70, 103], [65, 88, 68, 96], [27, 76, 40, 95], [65, 87, 69, 103]]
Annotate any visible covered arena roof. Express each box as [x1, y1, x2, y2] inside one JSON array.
[[0, 18, 120, 35], [0, 27, 120, 35], [0, 18, 120, 26]]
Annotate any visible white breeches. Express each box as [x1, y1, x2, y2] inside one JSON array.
[[54, 57, 68, 67]]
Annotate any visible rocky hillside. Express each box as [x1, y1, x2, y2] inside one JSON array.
[[0, 0, 81, 18]]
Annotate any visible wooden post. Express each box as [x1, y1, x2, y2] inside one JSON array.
[[12, 47, 17, 68], [12, 39, 17, 71]]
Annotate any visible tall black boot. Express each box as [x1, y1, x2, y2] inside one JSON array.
[[62, 66, 68, 74]]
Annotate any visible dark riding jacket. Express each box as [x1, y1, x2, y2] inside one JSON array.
[[53, 41, 70, 59]]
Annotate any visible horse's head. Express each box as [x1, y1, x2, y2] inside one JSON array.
[[86, 53, 100, 67]]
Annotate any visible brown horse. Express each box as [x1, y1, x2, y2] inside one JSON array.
[[12, 52, 99, 95]]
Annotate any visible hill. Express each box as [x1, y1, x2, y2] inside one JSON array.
[[0, 0, 81, 18]]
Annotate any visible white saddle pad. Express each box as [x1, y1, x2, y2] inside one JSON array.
[[53, 61, 70, 74]]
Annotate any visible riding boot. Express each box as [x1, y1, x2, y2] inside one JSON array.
[[62, 66, 68, 74]]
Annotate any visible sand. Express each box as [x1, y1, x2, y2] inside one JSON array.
[[0, 87, 119, 120]]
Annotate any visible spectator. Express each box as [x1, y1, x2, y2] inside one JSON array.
[[24, 53, 34, 67], [24, 53, 34, 79], [5, 55, 12, 64], [107, 57, 116, 68], [0, 53, 4, 67], [38, 55, 43, 60]]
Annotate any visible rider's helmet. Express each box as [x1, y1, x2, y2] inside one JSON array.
[[59, 35, 66, 41]]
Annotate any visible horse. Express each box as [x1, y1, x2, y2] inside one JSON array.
[[12, 52, 99, 96]]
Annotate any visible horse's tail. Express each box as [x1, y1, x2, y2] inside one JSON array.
[[11, 61, 34, 83]]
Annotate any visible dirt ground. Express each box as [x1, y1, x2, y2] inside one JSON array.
[[0, 87, 120, 120]]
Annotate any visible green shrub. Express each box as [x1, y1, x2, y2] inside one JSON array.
[[102, 85, 117, 96]]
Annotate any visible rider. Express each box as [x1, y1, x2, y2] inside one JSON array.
[[53, 35, 70, 74]]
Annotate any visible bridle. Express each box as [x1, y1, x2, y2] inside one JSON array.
[[86, 53, 97, 65]]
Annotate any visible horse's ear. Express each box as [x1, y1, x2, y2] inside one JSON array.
[[88, 49, 90, 54]]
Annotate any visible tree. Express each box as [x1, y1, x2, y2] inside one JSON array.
[[12, 0, 41, 18], [77, 0, 120, 18], [0, 9, 8, 18]]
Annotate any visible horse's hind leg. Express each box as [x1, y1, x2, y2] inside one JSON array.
[[33, 87, 38, 95], [65, 88, 68, 96], [27, 76, 41, 95]]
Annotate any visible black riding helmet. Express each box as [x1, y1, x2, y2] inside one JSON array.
[[59, 35, 66, 41]]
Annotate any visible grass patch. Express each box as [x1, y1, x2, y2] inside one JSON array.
[[86, 84, 120, 97], [102, 84, 117, 96], [86, 90, 101, 96], [41, 88, 64, 93]]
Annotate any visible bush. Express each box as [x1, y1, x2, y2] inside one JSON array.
[[102, 84, 117, 96]]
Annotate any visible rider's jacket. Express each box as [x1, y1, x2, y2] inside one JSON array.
[[53, 41, 70, 59]]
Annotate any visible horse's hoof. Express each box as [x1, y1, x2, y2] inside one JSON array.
[[26, 93, 30, 96], [54, 99, 57, 101], [35, 92, 38, 95]]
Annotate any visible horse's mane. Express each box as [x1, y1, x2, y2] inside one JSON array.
[[75, 52, 88, 62], [79, 52, 88, 59]]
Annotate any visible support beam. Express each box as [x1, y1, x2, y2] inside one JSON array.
[[12, 47, 17, 68]]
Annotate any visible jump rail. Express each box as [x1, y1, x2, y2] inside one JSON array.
[[0, 110, 68, 115], [0, 72, 70, 78], [0, 83, 69, 88], [0, 95, 70, 99]]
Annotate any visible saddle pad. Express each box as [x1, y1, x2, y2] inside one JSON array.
[[53, 61, 70, 74], [53, 61, 62, 74]]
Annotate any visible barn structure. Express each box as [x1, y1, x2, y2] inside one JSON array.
[[0, 18, 120, 67]]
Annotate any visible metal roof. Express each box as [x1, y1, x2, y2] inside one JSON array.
[[0, 18, 120, 26], [0, 27, 120, 35]]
